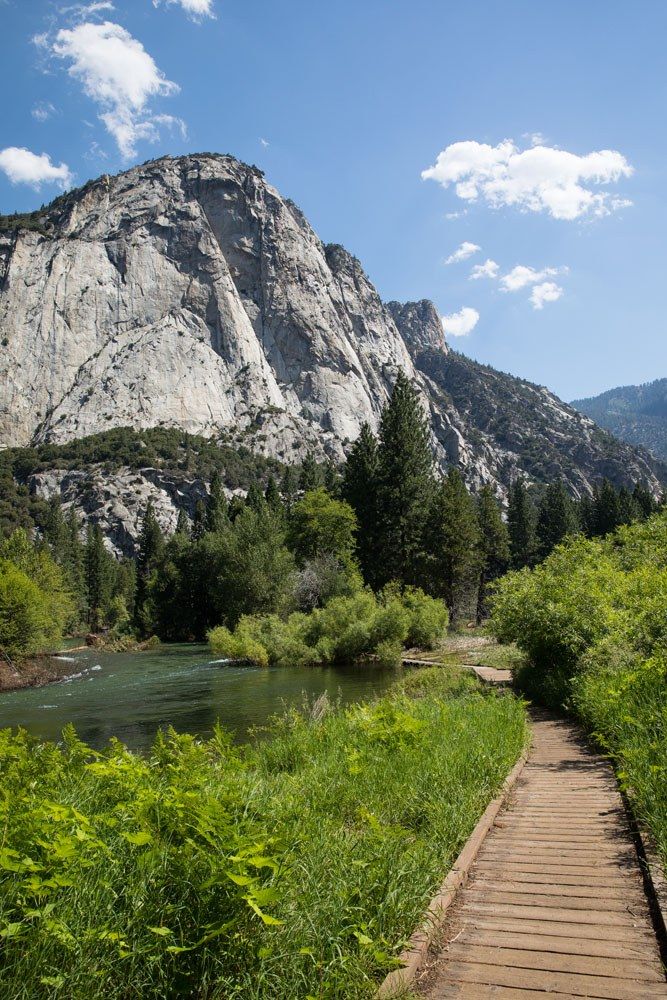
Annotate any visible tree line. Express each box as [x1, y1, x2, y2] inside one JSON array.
[[0, 372, 662, 655]]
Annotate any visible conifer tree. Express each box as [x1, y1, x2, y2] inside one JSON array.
[[299, 453, 322, 492], [205, 470, 228, 533], [280, 467, 299, 512], [245, 482, 266, 512], [341, 422, 380, 587], [191, 499, 207, 540], [175, 508, 190, 536], [618, 486, 640, 526], [375, 372, 435, 586], [264, 475, 283, 513], [632, 481, 657, 520], [85, 523, 112, 631], [508, 479, 538, 569], [536, 482, 578, 560], [591, 479, 622, 537], [477, 484, 510, 617], [424, 468, 482, 621], [133, 501, 164, 634]]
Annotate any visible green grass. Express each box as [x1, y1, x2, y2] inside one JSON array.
[[0, 668, 527, 999]]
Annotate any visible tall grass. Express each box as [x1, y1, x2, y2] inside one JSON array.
[[0, 668, 527, 999]]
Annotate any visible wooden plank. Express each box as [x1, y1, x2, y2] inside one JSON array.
[[465, 897, 650, 923], [451, 914, 658, 944], [469, 878, 649, 901], [440, 961, 667, 998], [452, 926, 654, 961], [443, 943, 665, 983]]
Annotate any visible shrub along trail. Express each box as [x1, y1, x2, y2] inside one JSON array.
[[0, 667, 526, 999]]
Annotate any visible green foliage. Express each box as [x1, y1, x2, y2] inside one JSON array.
[[507, 479, 538, 569], [0, 530, 74, 654], [0, 672, 526, 998], [289, 488, 357, 565], [341, 423, 380, 586], [209, 586, 448, 668]]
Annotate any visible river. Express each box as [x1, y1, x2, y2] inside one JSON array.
[[0, 644, 400, 751]]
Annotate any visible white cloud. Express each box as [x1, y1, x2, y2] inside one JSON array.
[[445, 209, 467, 220], [530, 281, 563, 309], [422, 138, 634, 220], [153, 0, 215, 20], [470, 258, 499, 280], [444, 241, 480, 265], [441, 306, 480, 338], [32, 101, 57, 122], [499, 264, 567, 292], [0, 147, 73, 189], [50, 20, 182, 158], [259, 137, 270, 148]]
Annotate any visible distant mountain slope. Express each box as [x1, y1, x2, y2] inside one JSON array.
[[0, 152, 664, 498], [572, 379, 667, 463]]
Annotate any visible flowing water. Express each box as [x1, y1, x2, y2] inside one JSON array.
[[0, 644, 400, 752]]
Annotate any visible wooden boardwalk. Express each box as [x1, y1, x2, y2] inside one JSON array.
[[420, 710, 667, 999]]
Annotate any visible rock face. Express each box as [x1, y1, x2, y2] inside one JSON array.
[[29, 467, 210, 556], [1, 153, 664, 498], [572, 379, 667, 463]]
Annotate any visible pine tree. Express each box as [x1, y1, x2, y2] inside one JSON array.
[[591, 479, 622, 537], [245, 482, 266, 512], [191, 499, 207, 540], [424, 468, 482, 622], [618, 486, 640, 526], [133, 501, 164, 634], [536, 482, 578, 560], [632, 482, 657, 520], [205, 470, 228, 533], [299, 453, 322, 493], [280, 467, 299, 512], [376, 371, 435, 586], [341, 422, 380, 587], [477, 484, 510, 617], [175, 508, 190, 536], [85, 523, 112, 631], [264, 475, 283, 514], [508, 479, 538, 569]]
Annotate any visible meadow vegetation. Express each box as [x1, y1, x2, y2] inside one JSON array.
[[0, 668, 527, 999], [491, 508, 667, 872]]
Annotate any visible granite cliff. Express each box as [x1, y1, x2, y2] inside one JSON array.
[[1, 152, 664, 517]]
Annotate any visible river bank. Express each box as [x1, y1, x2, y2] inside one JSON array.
[[0, 653, 81, 693]]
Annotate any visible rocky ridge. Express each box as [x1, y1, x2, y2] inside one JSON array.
[[1, 152, 664, 517]]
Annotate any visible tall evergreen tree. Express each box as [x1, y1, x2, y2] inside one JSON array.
[[175, 508, 190, 536], [508, 479, 538, 569], [205, 470, 228, 533], [133, 502, 164, 634], [477, 484, 510, 617], [280, 467, 299, 512], [323, 459, 341, 497], [618, 486, 640, 526], [264, 475, 283, 514], [85, 523, 113, 631], [632, 481, 658, 520], [191, 499, 207, 540], [375, 371, 435, 586], [424, 468, 482, 622], [341, 422, 380, 587], [591, 479, 622, 537], [245, 482, 266, 512], [299, 453, 322, 493], [536, 482, 578, 560]]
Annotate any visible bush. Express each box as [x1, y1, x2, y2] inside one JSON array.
[[375, 639, 403, 668], [208, 625, 269, 668], [0, 561, 56, 656], [209, 587, 449, 668]]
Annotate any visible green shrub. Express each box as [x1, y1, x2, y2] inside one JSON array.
[[208, 625, 269, 667], [375, 639, 403, 668]]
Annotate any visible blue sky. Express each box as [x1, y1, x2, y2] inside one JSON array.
[[1, 0, 665, 401]]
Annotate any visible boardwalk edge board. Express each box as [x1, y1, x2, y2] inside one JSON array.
[[375, 745, 531, 999]]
